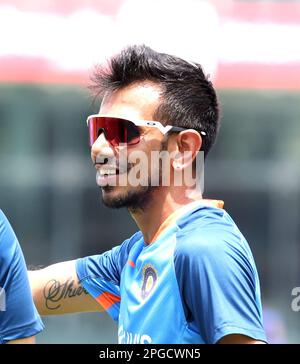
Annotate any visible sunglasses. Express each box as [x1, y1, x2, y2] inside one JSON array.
[[87, 115, 206, 147]]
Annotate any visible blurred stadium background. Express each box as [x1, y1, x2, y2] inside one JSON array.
[[0, 0, 299, 343]]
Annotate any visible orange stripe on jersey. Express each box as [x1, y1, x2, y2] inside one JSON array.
[[128, 259, 135, 267], [95, 292, 121, 311], [205, 199, 224, 209]]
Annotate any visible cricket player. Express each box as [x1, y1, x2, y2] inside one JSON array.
[[29, 45, 267, 344]]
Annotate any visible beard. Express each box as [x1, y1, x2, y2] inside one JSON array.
[[100, 138, 169, 211], [101, 184, 157, 212]]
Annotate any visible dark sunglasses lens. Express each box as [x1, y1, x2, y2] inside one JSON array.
[[88, 117, 140, 147], [88, 117, 99, 147], [110, 118, 140, 146]]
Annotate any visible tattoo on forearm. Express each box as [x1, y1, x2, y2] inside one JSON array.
[[43, 278, 88, 310]]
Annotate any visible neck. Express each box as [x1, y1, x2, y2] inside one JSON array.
[[129, 187, 202, 244]]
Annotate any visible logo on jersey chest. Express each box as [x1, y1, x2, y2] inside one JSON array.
[[141, 264, 158, 299]]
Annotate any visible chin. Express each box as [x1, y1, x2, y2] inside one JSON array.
[[101, 185, 155, 210], [101, 186, 131, 208]]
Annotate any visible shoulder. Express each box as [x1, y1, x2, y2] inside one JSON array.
[[86, 230, 142, 266], [0, 209, 11, 241], [0, 209, 16, 241], [100, 230, 143, 270], [175, 206, 255, 273], [76, 231, 142, 282], [0, 210, 20, 265], [117, 230, 143, 258]]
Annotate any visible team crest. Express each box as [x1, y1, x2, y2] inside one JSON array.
[[141, 264, 158, 299]]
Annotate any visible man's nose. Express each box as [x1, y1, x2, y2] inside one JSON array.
[[91, 132, 115, 164]]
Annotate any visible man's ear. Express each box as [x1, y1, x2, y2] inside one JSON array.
[[171, 130, 202, 170]]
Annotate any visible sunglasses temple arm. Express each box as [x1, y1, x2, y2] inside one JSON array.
[[166, 126, 207, 136]]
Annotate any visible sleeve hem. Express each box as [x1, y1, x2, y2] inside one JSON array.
[[213, 324, 267, 344], [75, 258, 88, 283], [0, 322, 44, 344]]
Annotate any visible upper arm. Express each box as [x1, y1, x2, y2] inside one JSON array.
[[0, 210, 44, 343], [175, 226, 267, 344], [29, 234, 137, 318], [29, 260, 104, 316]]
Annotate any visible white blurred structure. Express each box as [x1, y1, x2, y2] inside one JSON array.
[[0, 0, 299, 87]]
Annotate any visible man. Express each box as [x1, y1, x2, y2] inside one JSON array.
[[30, 45, 267, 344], [0, 210, 44, 343]]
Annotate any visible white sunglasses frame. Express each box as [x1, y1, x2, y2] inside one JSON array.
[[86, 114, 206, 136]]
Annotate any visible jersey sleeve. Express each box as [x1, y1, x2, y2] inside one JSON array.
[[0, 210, 44, 344], [174, 222, 267, 344], [76, 235, 138, 321]]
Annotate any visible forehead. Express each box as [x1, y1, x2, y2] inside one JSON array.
[[99, 82, 162, 120]]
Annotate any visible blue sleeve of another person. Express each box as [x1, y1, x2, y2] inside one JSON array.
[[174, 216, 267, 344], [0, 210, 44, 343]]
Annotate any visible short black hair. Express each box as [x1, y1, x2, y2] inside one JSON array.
[[90, 45, 220, 157]]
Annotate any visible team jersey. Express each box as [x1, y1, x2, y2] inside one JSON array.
[[0, 210, 44, 343], [76, 200, 267, 344]]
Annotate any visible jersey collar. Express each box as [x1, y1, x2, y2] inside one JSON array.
[[149, 199, 224, 244]]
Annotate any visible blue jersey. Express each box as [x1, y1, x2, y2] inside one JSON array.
[[76, 200, 266, 344], [0, 210, 44, 343]]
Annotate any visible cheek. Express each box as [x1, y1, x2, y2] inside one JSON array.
[[123, 134, 166, 174]]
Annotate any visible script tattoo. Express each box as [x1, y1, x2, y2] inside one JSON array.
[[43, 278, 88, 310]]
